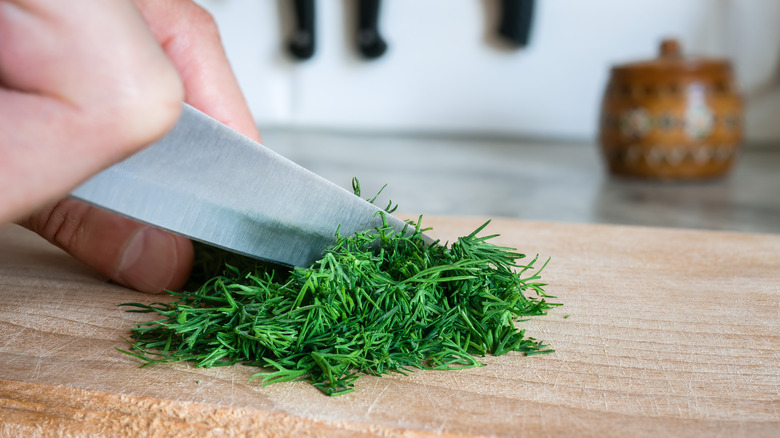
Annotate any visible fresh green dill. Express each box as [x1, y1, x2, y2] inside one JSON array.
[[119, 182, 560, 396]]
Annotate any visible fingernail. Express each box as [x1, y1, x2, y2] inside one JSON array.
[[116, 227, 177, 293]]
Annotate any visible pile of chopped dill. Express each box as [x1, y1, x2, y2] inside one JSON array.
[[120, 186, 559, 396]]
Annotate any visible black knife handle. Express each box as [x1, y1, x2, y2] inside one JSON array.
[[357, 0, 387, 59], [498, 0, 535, 47], [288, 0, 316, 60]]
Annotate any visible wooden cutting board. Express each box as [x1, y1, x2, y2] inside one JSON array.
[[0, 217, 777, 437]]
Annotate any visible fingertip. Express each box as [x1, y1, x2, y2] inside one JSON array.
[[115, 226, 193, 294], [23, 200, 194, 294], [168, 232, 195, 291]]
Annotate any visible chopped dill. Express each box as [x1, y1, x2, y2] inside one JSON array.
[[119, 181, 560, 396]]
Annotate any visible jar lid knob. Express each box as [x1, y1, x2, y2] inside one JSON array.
[[660, 39, 682, 59]]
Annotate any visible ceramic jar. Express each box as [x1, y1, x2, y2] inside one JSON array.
[[599, 39, 743, 180]]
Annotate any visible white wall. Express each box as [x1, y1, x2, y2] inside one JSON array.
[[196, 0, 780, 143]]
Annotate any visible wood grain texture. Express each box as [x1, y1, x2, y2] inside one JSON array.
[[0, 218, 778, 437]]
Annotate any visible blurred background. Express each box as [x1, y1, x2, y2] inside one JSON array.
[[195, 0, 780, 234]]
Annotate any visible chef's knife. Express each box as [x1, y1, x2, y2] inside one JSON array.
[[71, 103, 413, 267]]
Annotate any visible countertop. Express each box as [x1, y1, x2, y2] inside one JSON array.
[[262, 129, 780, 235]]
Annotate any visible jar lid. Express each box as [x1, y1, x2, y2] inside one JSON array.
[[611, 39, 731, 77]]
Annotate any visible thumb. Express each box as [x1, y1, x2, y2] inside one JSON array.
[[21, 199, 193, 294]]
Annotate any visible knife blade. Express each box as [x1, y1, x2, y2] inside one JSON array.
[[70, 103, 414, 267]]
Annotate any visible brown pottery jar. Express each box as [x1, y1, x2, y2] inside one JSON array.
[[599, 39, 743, 180]]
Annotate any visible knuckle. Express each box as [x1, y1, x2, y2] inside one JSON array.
[[29, 199, 89, 252], [185, 3, 219, 36]]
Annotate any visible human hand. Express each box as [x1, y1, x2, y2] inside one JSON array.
[[1, 0, 260, 293]]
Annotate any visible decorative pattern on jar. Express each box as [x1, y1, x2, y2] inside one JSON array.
[[599, 39, 743, 180]]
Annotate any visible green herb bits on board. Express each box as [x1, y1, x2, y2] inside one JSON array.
[[119, 183, 560, 396]]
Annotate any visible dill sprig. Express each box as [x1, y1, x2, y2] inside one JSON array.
[[119, 185, 559, 396]]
